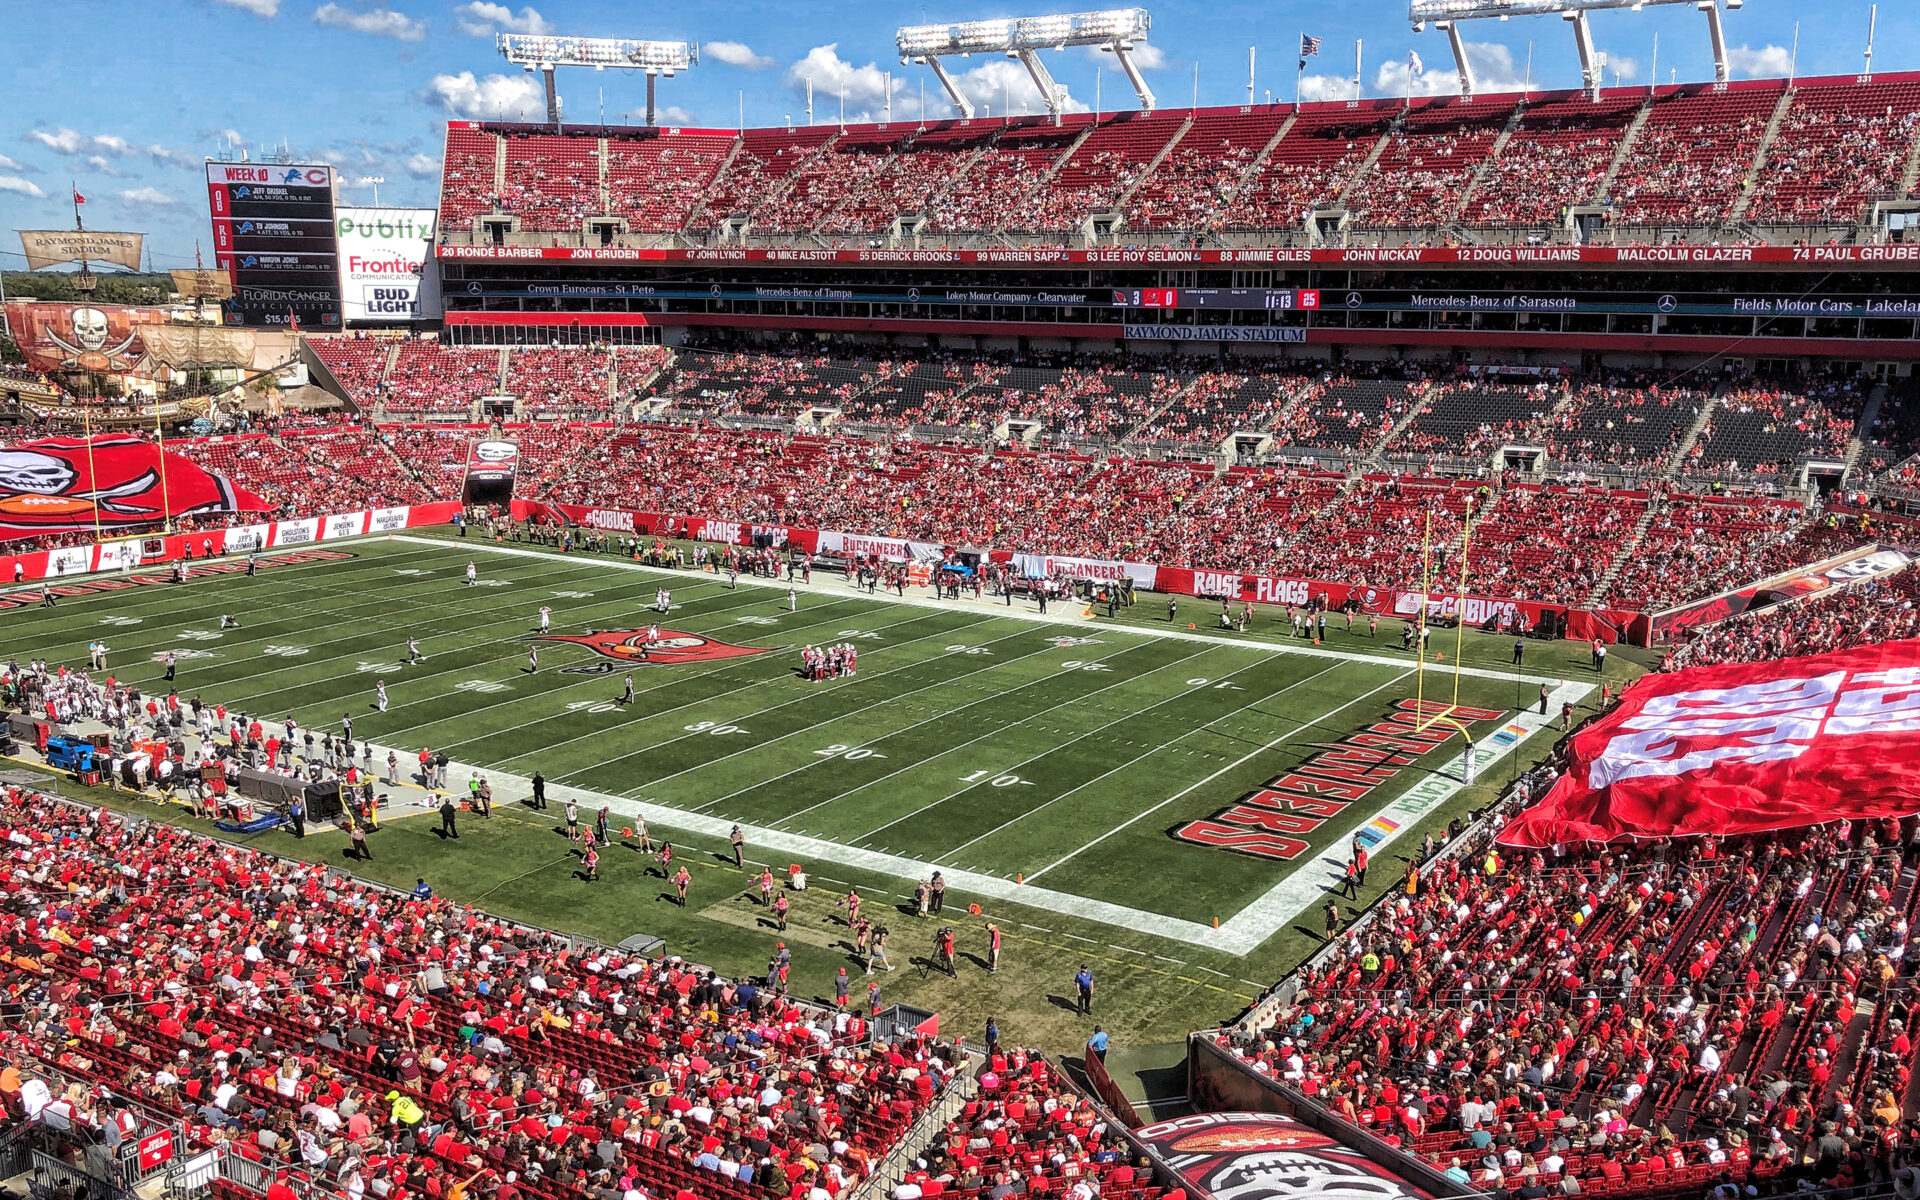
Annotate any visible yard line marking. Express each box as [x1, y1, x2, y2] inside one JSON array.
[[1153, 955, 1185, 965], [230, 567, 760, 711], [464, 602, 980, 767], [1196, 966, 1231, 978], [850, 642, 1222, 842], [388, 536, 1571, 685], [934, 658, 1347, 862], [1024, 670, 1416, 884], [1063, 933, 1096, 944], [1020, 924, 1052, 933], [741, 637, 1193, 828], [257, 581, 815, 737], [586, 614, 1077, 798], [1110, 945, 1147, 955]]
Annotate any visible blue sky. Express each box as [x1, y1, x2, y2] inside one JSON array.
[[0, 0, 1906, 266]]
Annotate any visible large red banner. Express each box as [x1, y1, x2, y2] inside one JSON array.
[[1499, 640, 1920, 847], [0, 436, 270, 543]]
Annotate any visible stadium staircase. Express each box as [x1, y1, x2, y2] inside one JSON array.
[[1444, 100, 1531, 227], [1901, 126, 1920, 199], [596, 136, 611, 213], [1727, 89, 1799, 224], [1843, 385, 1886, 477], [1333, 114, 1408, 210], [1112, 114, 1195, 215], [911, 144, 994, 232], [1590, 97, 1656, 204], [1666, 384, 1729, 478], [609, 347, 675, 418], [1581, 502, 1660, 608], [1216, 112, 1299, 228], [745, 132, 846, 227], [1118, 373, 1215, 442], [679, 136, 746, 233], [1365, 384, 1438, 466], [992, 121, 1104, 236]]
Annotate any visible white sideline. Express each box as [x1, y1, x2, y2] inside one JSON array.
[[349, 536, 1591, 955]]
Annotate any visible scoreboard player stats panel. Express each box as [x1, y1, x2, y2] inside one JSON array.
[[206, 162, 342, 329]]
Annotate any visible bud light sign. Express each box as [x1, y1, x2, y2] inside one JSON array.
[[335, 206, 440, 323]]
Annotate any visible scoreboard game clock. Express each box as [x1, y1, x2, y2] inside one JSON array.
[[1111, 288, 1321, 310]]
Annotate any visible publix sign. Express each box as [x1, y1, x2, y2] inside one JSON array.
[[335, 206, 441, 323]]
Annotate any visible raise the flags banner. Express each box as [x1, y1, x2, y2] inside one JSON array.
[[1498, 640, 1920, 848]]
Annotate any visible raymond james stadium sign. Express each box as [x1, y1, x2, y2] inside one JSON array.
[[1122, 325, 1306, 343]]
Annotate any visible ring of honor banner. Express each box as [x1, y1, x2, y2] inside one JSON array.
[[207, 162, 341, 329], [0, 436, 271, 542], [1499, 640, 1920, 848]]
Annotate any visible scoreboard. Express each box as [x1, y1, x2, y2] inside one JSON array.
[[1112, 288, 1320, 311], [206, 162, 342, 329]]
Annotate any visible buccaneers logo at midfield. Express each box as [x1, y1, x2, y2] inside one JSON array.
[[543, 628, 772, 674]]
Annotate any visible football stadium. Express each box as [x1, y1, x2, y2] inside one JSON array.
[[5, 2, 1920, 1199]]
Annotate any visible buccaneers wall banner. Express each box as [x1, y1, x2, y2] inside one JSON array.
[[0, 436, 271, 542], [1500, 640, 1920, 847]]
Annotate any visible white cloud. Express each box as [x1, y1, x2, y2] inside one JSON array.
[[707, 41, 777, 71], [424, 71, 546, 121], [787, 45, 898, 121], [951, 58, 1089, 118], [27, 127, 199, 169], [26, 128, 87, 154], [1081, 40, 1165, 70], [1374, 41, 1529, 98], [0, 154, 30, 173], [1600, 55, 1640, 83], [1727, 44, 1792, 79], [1298, 74, 1357, 103], [789, 44, 1085, 121], [453, 2, 550, 36], [118, 187, 179, 207], [213, 0, 280, 14], [404, 152, 441, 178], [0, 176, 45, 198], [313, 4, 426, 40], [83, 155, 126, 176]]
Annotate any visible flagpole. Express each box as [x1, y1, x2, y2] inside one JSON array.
[[1296, 33, 1305, 109], [154, 406, 172, 534], [82, 409, 104, 546]]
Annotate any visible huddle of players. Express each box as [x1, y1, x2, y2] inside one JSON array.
[[800, 643, 858, 681]]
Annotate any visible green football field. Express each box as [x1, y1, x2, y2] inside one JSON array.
[[3, 531, 1634, 1057]]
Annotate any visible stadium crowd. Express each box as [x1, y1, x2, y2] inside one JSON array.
[[0, 787, 958, 1200]]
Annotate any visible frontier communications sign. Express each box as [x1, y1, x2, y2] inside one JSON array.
[[335, 207, 440, 323]]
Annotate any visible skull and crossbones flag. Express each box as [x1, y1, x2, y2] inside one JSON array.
[[0, 436, 270, 542]]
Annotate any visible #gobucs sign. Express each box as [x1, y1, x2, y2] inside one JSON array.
[[1500, 639, 1920, 847], [1135, 1113, 1432, 1200], [543, 628, 772, 674], [0, 436, 270, 543]]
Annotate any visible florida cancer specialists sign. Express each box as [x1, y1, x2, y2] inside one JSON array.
[[336, 207, 441, 322]]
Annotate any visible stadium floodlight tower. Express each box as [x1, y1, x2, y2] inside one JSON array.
[[496, 33, 697, 132], [897, 9, 1154, 126], [1408, 0, 1743, 101]]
